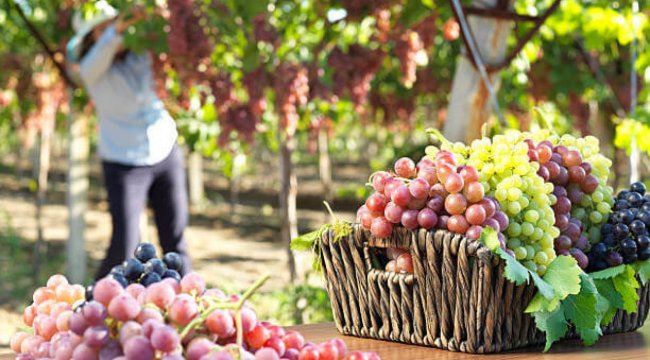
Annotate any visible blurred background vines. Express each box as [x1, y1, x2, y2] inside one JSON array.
[[0, 0, 649, 329]]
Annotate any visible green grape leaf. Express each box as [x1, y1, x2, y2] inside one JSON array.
[[543, 256, 583, 300], [480, 228, 529, 285], [530, 270, 556, 301], [533, 308, 567, 352], [290, 229, 321, 251], [612, 265, 640, 313], [593, 278, 622, 325], [589, 264, 626, 280], [633, 261, 650, 285], [563, 273, 604, 345]]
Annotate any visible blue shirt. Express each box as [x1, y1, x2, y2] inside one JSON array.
[[79, 24, 178, 166]]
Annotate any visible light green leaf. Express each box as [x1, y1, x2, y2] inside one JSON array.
[[612, 265, 640, 313], [290, 231, 319, 251], [498, 247, 531, 286], [533, 308, 567, 352], [634, 261, 650, 285], [543, 255, 582, 300], [530, 270, 555, 300]]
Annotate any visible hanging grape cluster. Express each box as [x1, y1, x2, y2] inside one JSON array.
[[167, 0, 212, 84], [274, 64, 309, 137], [328, 45, 384, 111]]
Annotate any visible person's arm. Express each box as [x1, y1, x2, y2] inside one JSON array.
[[79, 24, 124, 85], [79, 8, 146, 84]]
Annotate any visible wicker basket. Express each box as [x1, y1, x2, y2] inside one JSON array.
[[319, 225, 650, 353]]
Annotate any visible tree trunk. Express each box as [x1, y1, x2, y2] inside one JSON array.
[[34, 122, 53, 281], [444, 0, 514, 142], [279, 136, 298, 283], [318, 128, 333, 204], [66, 89, 88, 284], [188, 151, 204, 207]]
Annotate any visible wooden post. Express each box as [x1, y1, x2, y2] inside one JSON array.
[[318, 128, 333, 204], [444, 0, 514, 142], [34, 116, 53, 281], [279, 135, 298, 282], [66, 87, 88, 283], [187, 151, 204, 207]]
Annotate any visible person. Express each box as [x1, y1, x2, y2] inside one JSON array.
[[67, 1, 191, 279]]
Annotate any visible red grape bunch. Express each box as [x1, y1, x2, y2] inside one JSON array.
[[357, 151, 509, 251], [167, 0, 212, 84], [274, 64, 309, 137], [394, 30, 427, 88], [384, 247, 414, 274], [524, 139, 598, 269], [327, 45, 385, 111]]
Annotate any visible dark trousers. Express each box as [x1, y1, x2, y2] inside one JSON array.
[[96, 145, 191, 279]]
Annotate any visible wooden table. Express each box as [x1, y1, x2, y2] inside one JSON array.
[[1, 322, 649, 359]]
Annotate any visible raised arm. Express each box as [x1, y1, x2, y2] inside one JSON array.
[[79, 7, 145, 85]]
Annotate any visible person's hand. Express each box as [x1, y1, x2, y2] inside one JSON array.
[[115, 5, 146, 33]]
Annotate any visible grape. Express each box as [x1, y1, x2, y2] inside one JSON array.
[[426, 195, 444, 213], [181, 272, 206, 295], [546, 161, 561, 179], [401, 209, 419, 230], [568, 166, 586, 183], [370, 217, 393, 238], [554, 196, 572, 215], [394, 157, 416, 178], [417, 167, 437, 186], [564, 223, 581, 241], [460, 166, 479, 183], [246, 325, 271, 350], [144, 259, 167, 276], [99, 340, 123, 359], [554, 235, 572, 250], [409, 178, 429, 200], [395, 253, 414, 273], [391, 185, 411, 207], [537, 166, 550, 181], [383, 178, 402, 199], [108, 294, 141, 322], [134, 243, 157, 263], [283, 331, 305, 350], [124, 336, 154, 360], [479, 198, 497, 218], [444, 173, 464, 193], [144, 282, 176, 310], [417, 208, 437, 229], [464, 182, 484, 203], [72, 343, 98, 360], [365, 193, 388, 214], [162, 252, 184, 272], [466, 225, 483, 240], [126, 283, 145, 299], [168, 294, 199, 326], [445, 193, 467, 215], [119, 321, 142, 345], [447, 215, 469, 234], [82, 302, 107, 326], [482, 218, 500, 232], [465, 205, 486, 226], [151, 325, 181, 353], [384, 202, 404, 224], [371, 171, 391, 193], [580, 174, 599, 194], [206, 310, 235, 338], [631, 181, 646, 194], [140, 272, 162, 287], [84, 325, 110, 349], [436, 163, 455, 183], [606, 251, 623, 266], [122, 259, 144, 282], [357, 206, 372, 229], [162, 270, 182, 282], [69, 312, 90, 336]]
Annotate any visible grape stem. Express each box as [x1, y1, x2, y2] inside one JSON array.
[[533, 107, 558, 136], [178, 273, 271, 340], [323, 201, 337, 223], [426, 128, 453, 149]]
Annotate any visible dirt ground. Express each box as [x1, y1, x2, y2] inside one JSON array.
[[0, 156, 363, 352]]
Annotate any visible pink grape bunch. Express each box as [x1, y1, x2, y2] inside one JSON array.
[[384, 248, 414, 274], [357, 152, 509, 250], [525, 139, 598, 269], [11, 273, 381, 360]]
